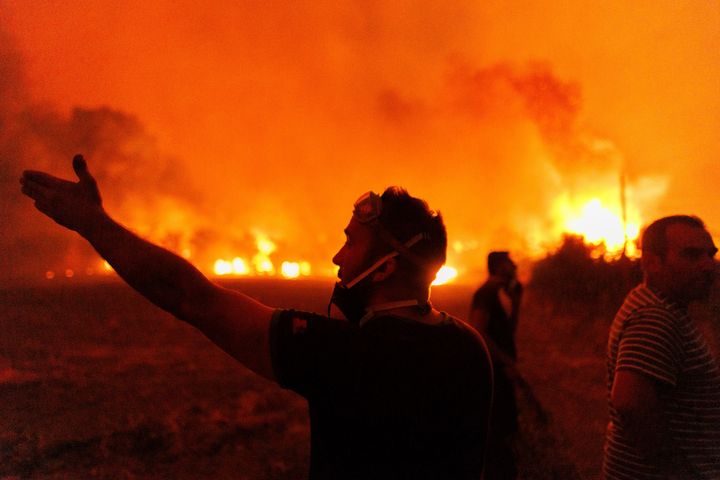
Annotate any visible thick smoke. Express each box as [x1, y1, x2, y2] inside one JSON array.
[[5, 2, 713, 285], [0, 34, 215, 283], [1, 106, 198, 282], [0, 34, 660, 284]]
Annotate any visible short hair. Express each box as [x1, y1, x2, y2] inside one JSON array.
[[487, 251, 510, 275], [641, 215, 706, 259], [375, 187, 447, 285]]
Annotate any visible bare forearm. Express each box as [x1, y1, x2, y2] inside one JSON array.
[[81, 211, 275, 379], [21, 157, 277, 380], [82, 210, 214, 320]]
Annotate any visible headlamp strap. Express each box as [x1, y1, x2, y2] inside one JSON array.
[[374, 228, 429, 269], [343, 233, 426, 289]]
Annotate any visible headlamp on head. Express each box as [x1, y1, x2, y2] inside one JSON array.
[[352, 191, 383, 224], [352, 191, 429, 269]]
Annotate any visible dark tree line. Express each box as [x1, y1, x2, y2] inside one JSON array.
[[529, 234, 642, 315]]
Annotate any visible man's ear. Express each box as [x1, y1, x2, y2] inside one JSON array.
[[371, 257, 397, 282], [641, 252, 662, 275]]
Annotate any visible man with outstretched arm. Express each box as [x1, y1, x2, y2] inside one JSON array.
[[21, 154, 493, 480], [603, 215, 720, 480]]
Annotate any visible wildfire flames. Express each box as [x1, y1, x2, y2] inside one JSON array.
[[37, 171, 658, 285], [39, 178, 654, 285], [432, 266, 459, 286], [212, 233, 312, 279], [209, 231, 459, 284], [3, 3, 717, 286], [559, 198, 639, 257]]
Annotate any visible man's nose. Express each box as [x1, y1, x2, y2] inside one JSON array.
[[332, 246, 344, 266]]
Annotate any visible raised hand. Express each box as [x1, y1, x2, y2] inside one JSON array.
[[20, 154, 105, 236]]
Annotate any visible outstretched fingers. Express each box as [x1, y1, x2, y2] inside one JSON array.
[[21, 170, 69, 188], [19, 154, 104, 233], [20, 175, 55, 202], [20, 178, 57, 216]]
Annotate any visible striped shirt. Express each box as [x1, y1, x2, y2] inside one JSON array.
[[604, 284, 720, 480]]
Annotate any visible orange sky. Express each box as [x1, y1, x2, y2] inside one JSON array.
[[1, 0, 718, 283]]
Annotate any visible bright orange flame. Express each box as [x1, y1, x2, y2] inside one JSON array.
[[213, 257, 250, 276], [256, 234, 276, 255], [213, 259, 232, 275], [432, 265, 458, 286], [280, 261, 312, 279], [232, 257, 249, 275], [281, 262, 300, 278], [553, 195, 641, 258], [253, 257, 275, 275], [252, 233, 276, 275]]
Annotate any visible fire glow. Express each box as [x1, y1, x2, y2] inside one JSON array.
[[432, 266, 459, 286], [565, 200, 639, 255], [212, 232, 314, 279], [4, 2, 718, 290], [555, 197, 641, 258], [208, 230, 462, 284], [43, 175, 656, 284]]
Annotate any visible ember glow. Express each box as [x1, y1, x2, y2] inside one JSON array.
[[2, 2, 718, 285]]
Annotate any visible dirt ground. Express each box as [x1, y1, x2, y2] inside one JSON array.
[[4, 279, 709, 479]]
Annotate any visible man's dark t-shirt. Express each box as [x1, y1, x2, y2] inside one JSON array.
[[270, 309, 493, 480]]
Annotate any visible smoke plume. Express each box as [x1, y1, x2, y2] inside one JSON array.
[[2, 1, 717, 284]]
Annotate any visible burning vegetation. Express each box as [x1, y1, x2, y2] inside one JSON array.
[[2, 2, 717, 286]]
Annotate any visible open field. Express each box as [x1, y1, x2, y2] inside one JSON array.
[[2, 279, 717, 479]]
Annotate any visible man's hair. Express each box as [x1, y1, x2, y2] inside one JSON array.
[[375, 186, 447, 286], [641, 215, 706, 259], [487, 251, 510, 275]]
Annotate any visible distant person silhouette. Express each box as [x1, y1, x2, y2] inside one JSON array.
[[603, 215, 720, 479], [21, 155, 493, 480], [469, 251, 521, 480]]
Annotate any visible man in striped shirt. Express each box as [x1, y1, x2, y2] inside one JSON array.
[[603, 215, 720, 480]]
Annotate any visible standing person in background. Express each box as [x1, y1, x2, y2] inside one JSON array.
[[469, 251, 522, 480], [603, 215, 720, 479]]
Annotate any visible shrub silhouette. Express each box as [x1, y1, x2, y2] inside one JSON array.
[[529, 234, 641, 313]]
